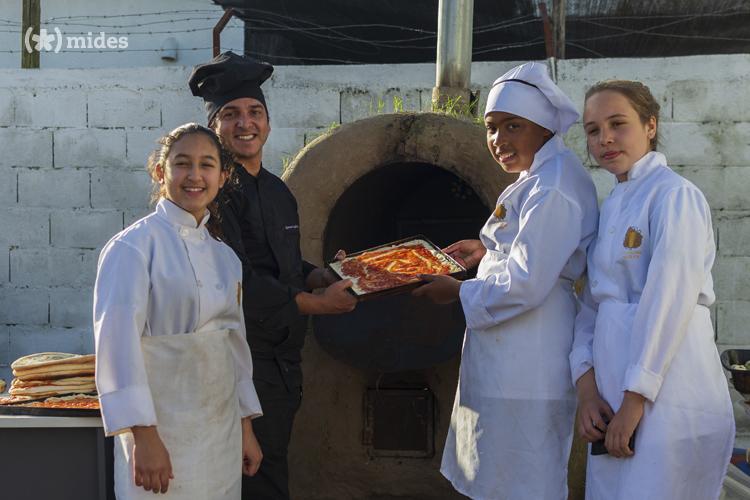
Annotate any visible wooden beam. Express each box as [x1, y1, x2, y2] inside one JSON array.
[[21, 0, 40, 68], [539, 3, 554, 60], [553, 0, 566, 59]]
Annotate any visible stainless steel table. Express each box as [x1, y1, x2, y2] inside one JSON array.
[[0, 415, 113, 500]]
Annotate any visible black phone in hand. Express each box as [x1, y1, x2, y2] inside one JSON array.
[[590, 429, 636, 456]]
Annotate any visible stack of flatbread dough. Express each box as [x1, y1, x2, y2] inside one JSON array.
[[8, 353, 96, 399]]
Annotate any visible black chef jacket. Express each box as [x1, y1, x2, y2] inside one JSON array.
[[219, 165, 316, 390]]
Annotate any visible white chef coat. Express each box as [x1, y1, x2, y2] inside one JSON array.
[[94, 198, 262, 436], [441, 135, 599, 500], [569, 152, 734, 500]]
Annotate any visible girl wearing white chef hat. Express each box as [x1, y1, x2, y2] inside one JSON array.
[[414, 62, 599, 499], [571, 80, 734, 499], [94, 124, 264, 498]]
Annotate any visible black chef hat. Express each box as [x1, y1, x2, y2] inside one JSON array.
[[188, 51, 274, 125]]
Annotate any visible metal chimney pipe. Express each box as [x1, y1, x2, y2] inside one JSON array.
[[432, 0, 474, 112]]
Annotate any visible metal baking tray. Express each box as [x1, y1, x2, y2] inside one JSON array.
[[0, 405, 100, 417], [327, 235, 466, 301]]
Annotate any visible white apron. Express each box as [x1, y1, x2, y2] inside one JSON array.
[[587, 302, 734, 500], [441, 137, 598, 500], [441, 275, 578, 500], [114, 329, 242, 500], [571, 153, 735, 500]]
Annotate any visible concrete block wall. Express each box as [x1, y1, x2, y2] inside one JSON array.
[[0, 0, 243, 70], [0, 67, 197, 384], [0, 54, 748, 388]]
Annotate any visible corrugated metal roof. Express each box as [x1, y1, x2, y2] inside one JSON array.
[[214, 0, 750, 64]]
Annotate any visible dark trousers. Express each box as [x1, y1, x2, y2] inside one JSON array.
[[242, 380, 302, 500]]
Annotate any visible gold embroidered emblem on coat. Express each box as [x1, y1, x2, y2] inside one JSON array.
[[494, 203, 507, 220], [623, 227, 643, 249]]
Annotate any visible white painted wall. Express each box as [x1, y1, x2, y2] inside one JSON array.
[[0, 55, 748, 434], [0, 0, 242, 69]]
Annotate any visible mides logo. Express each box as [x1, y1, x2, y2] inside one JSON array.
[[24, 26, 129, 53]]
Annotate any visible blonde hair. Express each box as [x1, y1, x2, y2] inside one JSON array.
[[585, 80, 660, 151]]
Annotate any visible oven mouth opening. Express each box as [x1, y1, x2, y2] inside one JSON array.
[[313, 161, 489, 373]]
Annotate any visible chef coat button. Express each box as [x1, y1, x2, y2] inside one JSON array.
[[215, 283, 223, 290], [197, 280, 203, 288], [180, 229, 188, 237], [609, 227, 615, 234], [592, 280, 598, 287]]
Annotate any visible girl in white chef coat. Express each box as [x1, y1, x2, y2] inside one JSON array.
[[94, 123, 263, 499], [570, 80, 734, 499], [414, 62, 599, 499]]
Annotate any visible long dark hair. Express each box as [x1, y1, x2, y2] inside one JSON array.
[[146, 123, 235, 240]]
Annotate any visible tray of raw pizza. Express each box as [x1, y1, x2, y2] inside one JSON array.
[[328, 235, 466, 300]]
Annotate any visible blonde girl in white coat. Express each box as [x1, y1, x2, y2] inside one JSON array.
[[94, 124, 263, 498], [415, 62, 599, 500], [571, 81, 734, 499]]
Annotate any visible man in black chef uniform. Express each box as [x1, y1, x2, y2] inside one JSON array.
[[189, 52, 356, 499]]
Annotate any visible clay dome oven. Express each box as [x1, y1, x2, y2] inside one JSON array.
[[284, 112, 515, 373], [282, 112, 518, 499]]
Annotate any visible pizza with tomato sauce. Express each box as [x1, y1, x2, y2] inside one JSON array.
[[332, 239, 463, 295], [22, 394, 100, 410], [0, 393, 99, 410]]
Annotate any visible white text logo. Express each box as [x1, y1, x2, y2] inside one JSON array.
[[24, 27, 129, 53]]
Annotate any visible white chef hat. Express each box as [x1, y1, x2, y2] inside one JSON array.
[[484, 62, 579, 134]]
